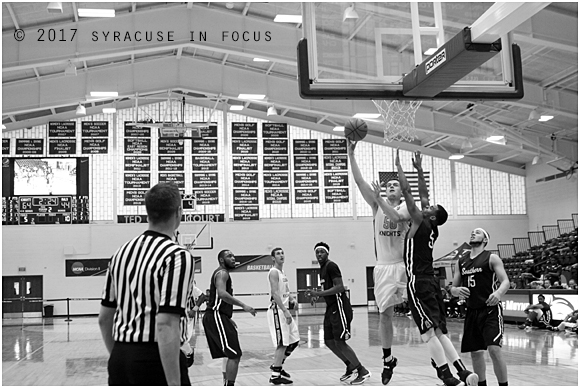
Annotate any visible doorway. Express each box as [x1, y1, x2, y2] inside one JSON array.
[[2, 275, 43, 318], [295, 268, 326, 310]]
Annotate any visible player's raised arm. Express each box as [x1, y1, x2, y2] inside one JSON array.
[[412, 151, 430, 209], [347, 139, 378, 210], [396, 149, 422, 237]]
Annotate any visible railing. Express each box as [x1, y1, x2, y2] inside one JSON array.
[[528, 231, 546, 247], [43, 297, 101, 321]]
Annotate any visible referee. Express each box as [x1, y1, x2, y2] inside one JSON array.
[[98, 183, 196, 385]]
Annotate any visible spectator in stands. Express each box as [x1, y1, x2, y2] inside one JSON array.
[[521, 263, 540, 288], [567, 278, 578, 290], [544, 256, 562, 285], [519, 294, 552, 330], [542, 279, 552, 289], [509, 281, 517, 289], [550, 281, 564, 289]]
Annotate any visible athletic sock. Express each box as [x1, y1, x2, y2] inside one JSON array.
[[499, 382, 508, 386], [225, 380, 235, 386], [382, 348, 392, 360], [453, 359, 467, 372], [271, 366, 282, 377], [478, 380, 487, 386]]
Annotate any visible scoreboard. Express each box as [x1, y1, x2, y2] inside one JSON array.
[[2, 196, 90, 225]]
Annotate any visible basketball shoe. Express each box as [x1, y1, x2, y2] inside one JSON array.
[[442, 376, 465, 386], [350, 367, 371, 385], [457, 370, 479, 386], [340, 366, 357, 382], [270, 364, 291, 378], [269, 375, 293, 385], [381, 356, 398, 385]]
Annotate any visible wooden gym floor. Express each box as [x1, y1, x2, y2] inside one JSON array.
[[2, 307, 578, 386]]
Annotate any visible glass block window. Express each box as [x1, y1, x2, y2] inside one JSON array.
[[472, 166, 492, 214], [510, 174, 526, 214], [491, 170, 510, 214], [455, 163, 474, 215], [432, 157, 452, 214]]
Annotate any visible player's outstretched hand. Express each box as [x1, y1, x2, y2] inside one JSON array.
[[347, 139, 357, 155], [371, 180, 383, 200], [412, 151, 423, 171]]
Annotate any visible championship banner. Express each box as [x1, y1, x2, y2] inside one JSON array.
[[231, 254, 273, 272]]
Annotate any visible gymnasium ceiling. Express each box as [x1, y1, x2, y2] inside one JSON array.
[[2, 2, 578, 175]]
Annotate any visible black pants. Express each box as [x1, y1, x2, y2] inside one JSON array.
[[108, 342, 191, 386]]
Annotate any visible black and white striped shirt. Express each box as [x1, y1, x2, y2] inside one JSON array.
[[101, 230, 196, 343]]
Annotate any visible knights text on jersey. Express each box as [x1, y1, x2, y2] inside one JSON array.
[[459, 250, 498, 309], [373, 203, 410, 265], [404, 217, 438, 277]]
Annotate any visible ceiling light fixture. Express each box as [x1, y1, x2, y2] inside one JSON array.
[[333, 126, 345, 132], [237, 93, 266, 100], [90, 91, 119, 97], [267, 105, 278, 116], [102, 107, 116, 114], [75, 103, 86, 116], [47, 2, 63, 14], [532, 155, 542, 165], [353, 113, 380, 119], [78, 8, 115, 18], [1, 124, 6, 130], [528, 108, 540, 121], [424, 48, 438, 56], [343, 3, 359, 21], [229, 105, 244, 111], [273, 15, 302, 23], [253, 58, 270, 62], [64, 60, 77, 76], [486, 135, 506, 145], [449, 154, 464, 160], [539, 115, 554, 122]]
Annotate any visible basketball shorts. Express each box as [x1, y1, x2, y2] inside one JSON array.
[[374, 262, 407, 312], [202, 310, 242, 359], [108, 341, 191, 385], [407, 275, 447, 335], [267, 303, 301, 347], [461, 304, 504, 353], [323, 295, 353, 341]]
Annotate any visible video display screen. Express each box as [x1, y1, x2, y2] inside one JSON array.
[[14, 158, 77, 195]]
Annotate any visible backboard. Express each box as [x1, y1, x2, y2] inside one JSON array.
[[299, 2, 528, 100]]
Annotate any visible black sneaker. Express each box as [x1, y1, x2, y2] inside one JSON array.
[[269, 375, 293, 385], [270, 365, 291, 378], [340, 367, 357, 382], [457, 370, 478, 386], [350, 367, 371, 385], [442, 376, 465, 386], [381, 357, 398, 385]]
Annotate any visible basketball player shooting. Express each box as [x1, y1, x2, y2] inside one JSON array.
[[376, 149, 478, 386], [347, 139, 410, 385]]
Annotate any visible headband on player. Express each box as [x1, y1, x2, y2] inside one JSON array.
[[475, 228, 490, 241], [314, 244, 329, 253]]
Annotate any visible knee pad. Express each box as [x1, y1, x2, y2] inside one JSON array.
[[285, 341, 299, 356]]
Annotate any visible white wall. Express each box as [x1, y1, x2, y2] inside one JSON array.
[[525, 163, 578, 231], [2, 215, 528, 315]]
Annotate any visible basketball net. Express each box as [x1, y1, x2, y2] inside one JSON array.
[[180, 234, 197, 253], [372, 100, 422, 143]]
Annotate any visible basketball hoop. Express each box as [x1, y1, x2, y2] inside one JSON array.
[[372, 100, 422, 143]]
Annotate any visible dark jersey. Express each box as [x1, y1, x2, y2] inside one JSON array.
[[207, 268, 234, 318], [320, 260, 349, 308], [404, 216, 438, 277], [459, 250, 499, 309]]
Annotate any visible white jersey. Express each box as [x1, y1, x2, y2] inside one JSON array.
[[373, 202, 410, 265], [268, 267, 290, 307]]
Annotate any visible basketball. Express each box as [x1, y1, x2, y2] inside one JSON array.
[[344, 118, 368, 141]]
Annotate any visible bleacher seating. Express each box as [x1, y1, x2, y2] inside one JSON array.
[[498, 214, 578, 288]]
